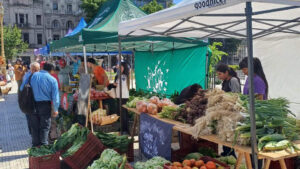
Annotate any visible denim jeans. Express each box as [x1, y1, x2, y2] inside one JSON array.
[[30, 101, 51, 147], [25, 114, 32, 135]]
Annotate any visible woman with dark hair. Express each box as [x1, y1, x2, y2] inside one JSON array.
[[216, 63, 241, 158], [239, 57, 268, 100], [114, 62, 130, 133], [216, 63, 241, 93]]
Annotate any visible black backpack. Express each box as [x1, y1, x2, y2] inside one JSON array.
[[18, 74, 35, 114]]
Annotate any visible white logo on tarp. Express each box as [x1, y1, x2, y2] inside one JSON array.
[[88, 7, 111, 28], [194, 0, 226, 10]]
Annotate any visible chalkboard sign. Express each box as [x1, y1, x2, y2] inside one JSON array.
[[77, 74, 91, 116], [139, 113, 173, 160]]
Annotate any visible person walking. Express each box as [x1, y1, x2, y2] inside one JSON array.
[[21, 62, 40, 135], [14, 59, 27, 90], [7, 64, 15, 82], [20, 62, 59, 146]]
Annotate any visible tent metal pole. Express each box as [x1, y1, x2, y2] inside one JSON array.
[[246, 2, 258, 169], [205, 52, 209, 89], [131, 50, 134, 89], [83, 45, 88, 74], [118, 36, 123, 134]]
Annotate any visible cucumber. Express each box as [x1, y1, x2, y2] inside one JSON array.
[[259, 134, 286, 143]]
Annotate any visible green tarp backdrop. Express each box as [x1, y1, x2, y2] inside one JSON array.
[[135, 46, 208, 96]]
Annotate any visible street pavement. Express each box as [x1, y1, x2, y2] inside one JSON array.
[[0, 81, 31, 169]]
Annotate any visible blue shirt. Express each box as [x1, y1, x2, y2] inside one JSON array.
[[72, 60, 81, 75], [20, 70, 60, 112]]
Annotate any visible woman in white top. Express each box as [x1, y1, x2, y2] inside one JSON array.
[[114, 62, 130, 133], [7, 64, 14, 81]]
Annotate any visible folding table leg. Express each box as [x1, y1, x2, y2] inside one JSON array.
[[263, 159, 271, 169], [279, 159, 287, 169], [235, 151, 244, 169], [244, 152, 253, 169]]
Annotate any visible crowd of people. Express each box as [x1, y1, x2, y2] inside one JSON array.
[[3, 55, 130, 147]]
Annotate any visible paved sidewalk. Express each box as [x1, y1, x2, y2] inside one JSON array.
[[0, 82, 31, 169]]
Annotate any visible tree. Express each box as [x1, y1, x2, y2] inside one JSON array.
[[80, 0, 107, 23], [208, 42, 228, 87], [0, 25, 28, 60], [141, 0, 164, 14]]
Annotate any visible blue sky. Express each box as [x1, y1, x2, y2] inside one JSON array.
[[173, 0, 183, 4]]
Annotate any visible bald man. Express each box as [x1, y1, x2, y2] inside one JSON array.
[[20, 62, 40, 135]]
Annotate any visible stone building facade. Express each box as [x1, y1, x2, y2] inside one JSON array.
[[2, 0, 82, 50]]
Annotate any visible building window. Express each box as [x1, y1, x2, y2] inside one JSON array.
[[53, 35, 60, 40], [23, 33, 29, 43], [53, 2, 58, 11], [52, 20, 60, 29], [37, 34, 42, 45], [25, 14, 28, 24], [67, 4, 72, 14], [19, 14, 25, 24], [15, 13, 18, 24], [36, 15, 42, 25], [66, 21, 74, 30]]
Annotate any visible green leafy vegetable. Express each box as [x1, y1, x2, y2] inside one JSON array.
[[134, 156, 169, 169], [28, 145, 55, 157]]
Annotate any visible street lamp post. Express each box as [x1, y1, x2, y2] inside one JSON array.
[[0, 2, 6, 76]]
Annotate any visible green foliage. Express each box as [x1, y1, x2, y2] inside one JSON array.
[[80, 0, 107, 22], [0, 26, 28, 60], [208, 42, 228, 75], [141, 0, 164, 14], [229, 65, 239, 71], [210, 38, 242, 53]]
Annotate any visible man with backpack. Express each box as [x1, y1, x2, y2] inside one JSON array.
[[19, 62, 40, 135], [20, 62, 59, 147]]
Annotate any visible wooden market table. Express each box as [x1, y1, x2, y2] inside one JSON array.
[[124, 106, 300, 169]]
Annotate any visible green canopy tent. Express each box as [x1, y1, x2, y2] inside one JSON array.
[[50, 0, 207, 53], [49, 0, 211, 133]]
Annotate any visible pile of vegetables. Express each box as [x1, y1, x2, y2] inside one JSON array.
[[235, 97, 300, 152], [134, 156, 170, 169], [158, 105, 183, 121], [88, 149, 127, 169], [216, 156, 246, 169], [28, 145, 56, 157], [178, 89, 208, 125], [95, 131, 132, 153], [53, 123, 82, 151], [135, 96, 176, 115], [73, 89, 108, 100], [167, 159, 225, 169], [61, 126, 89, 158], [126, 96, 145, 108], [191, 89, 245, 142]]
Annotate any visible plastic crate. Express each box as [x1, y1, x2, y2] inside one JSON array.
[[29, 152, 60, 169], [164, 156, 230, 169], [93, 121, 120, 133], [63, 133, 106, 169], [125, 163, 134, 169]]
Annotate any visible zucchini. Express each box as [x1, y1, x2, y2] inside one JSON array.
[[259, 134, 285, 143], [235, 121, 264, 132], [239, 128, 266, 139], [263, 140, 289, 151]]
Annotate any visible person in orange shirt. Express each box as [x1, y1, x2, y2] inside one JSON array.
[[87, 58, 109, 87], [14, 58, 27, 90]]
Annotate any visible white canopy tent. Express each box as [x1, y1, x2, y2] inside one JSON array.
[[118, 1, 300, 168]]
